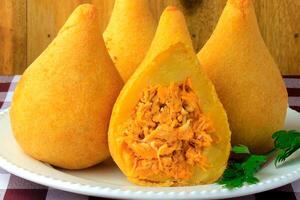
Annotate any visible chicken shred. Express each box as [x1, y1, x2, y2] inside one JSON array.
[[120, 78, 215, 181]]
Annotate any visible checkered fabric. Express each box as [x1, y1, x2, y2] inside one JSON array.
[[1, 75, 300, 200], [0, 76, 20, 111]]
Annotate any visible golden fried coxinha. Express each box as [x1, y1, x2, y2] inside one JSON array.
[[198, 0, 288, 153], [10, 4, 123, 169], [144, 6, 194, 62], [103, 0, 157, 81], [108, 6, 231, 186]]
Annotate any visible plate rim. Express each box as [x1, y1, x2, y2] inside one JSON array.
[[1, 108, 300, 199]]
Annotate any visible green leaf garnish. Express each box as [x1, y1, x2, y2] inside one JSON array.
[[232, 145, 250, 154], [218, 149, 267, 189], [272, 130, 300, 167], [218, 130, 300, 189]]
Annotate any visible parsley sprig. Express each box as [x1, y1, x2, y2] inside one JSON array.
[[273, 130, 300, 167], [218, 130, 300, 189]]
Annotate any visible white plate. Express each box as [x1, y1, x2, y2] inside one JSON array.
[[0, 108, 300, 199]]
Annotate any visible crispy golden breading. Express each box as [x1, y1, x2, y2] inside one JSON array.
[[109, 41, 231, 186], [109, 6, 230, 186], [198, 0, 288, 153], [143, 6, 194, 63], [103, 0, 157, 81], [10, 4, 123, 169]]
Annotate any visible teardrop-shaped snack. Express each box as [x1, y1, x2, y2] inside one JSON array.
[[144, 6, 194, 61], [108, 6, 231, 186], [10, 4, 123, 169], [103, 0, 157, 81], [198, 0, 288, 153], [109, 42, 231, 186]]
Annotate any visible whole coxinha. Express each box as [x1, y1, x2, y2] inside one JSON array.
[[9, 0, 287, 187]]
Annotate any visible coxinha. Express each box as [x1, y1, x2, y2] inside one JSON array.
[[9, 0, 287, 187]]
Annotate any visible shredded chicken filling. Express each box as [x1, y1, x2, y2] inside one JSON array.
[[120, 78, 215, 181]]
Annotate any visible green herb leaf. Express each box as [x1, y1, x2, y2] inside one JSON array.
[[218, 146, 267, 189], [242, 155, 267, 175], [272, 130, 300, 167], [219, 130, 300, 189], [218, 162, 245, 189], [232, 145, 250, 154]]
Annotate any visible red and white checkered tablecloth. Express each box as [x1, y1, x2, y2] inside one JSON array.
[[1, 75, 300, 200]]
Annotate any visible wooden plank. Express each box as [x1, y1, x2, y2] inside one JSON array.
[[151, 0, 300, 75], [26, 0, 228, 68], [254, 0, 300, 75], [170, 0, 300, 75], [27, 0, 91, 66], [150, 0, 227, 52], [0, 0, 299, 75], [0, 0, 27, 75], [27, 0, 115, 66]]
